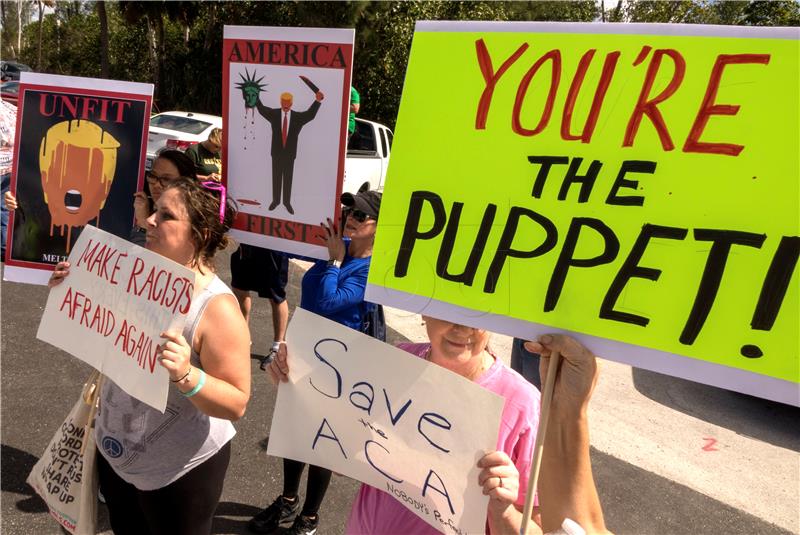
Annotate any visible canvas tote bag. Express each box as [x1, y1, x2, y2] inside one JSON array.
[[26, 370, 103, 534]]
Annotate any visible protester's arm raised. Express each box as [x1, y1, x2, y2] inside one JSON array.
[[160, 294, 251, 420], [525, 334, 609, 535]]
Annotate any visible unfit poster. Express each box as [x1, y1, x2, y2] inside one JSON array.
[[4, 73, 152, 285], [223, 26, 354, 259]]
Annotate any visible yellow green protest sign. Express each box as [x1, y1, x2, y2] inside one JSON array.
[[366, 22, 799, 405]]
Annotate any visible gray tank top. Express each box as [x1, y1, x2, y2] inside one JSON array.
[[95, 275, 237, 490]]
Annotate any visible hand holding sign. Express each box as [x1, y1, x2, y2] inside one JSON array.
[[158, 330, 192, 382], [527, 334, 598, 417], [477, 450, 521, 517], [47, 261, 71, 288], [531, 334, 607, 535], [267, 342, 290, 384]]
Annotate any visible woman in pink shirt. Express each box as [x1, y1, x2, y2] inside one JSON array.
[[345, 316, 541, 534]]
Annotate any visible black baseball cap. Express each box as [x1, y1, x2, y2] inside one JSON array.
[[341, 190, 382, 219]]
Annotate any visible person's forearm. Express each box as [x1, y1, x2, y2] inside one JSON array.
[[315, 268, 366, 313], [538, 413, 607, 534], [176, 369, 249, 421]]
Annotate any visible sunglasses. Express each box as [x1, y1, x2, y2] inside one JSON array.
[[146, 171, 176, 188], [345, 208, 373, 223], [200, 181, 227, 224]]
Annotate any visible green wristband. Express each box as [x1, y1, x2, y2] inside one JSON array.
[[181, 369, 206, 398]]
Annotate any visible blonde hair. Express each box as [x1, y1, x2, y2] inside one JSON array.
[[280, 92, 293, 101], [207, 128, 222, 145]]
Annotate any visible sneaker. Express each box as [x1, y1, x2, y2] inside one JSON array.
[[286, 514, 318, 535], [248, 495, 299, 534]]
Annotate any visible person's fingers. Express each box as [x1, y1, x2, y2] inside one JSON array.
[[547, 334, 593, 359], [534, 334, 600, 413], [160, 340, 187, 357], [4, 191, 18, 210], [275, 351, 289, 375], [483, 478, 519, 502], [477, 450, 510, 468], [478, 465, 518, 488], [48, 262, 72, 287], [276, 343, 288, 361], [526, 334, 594, 363], [267, 362, 280, 385], [325, 218, 340, 241], [159, 330, 185, 345], [476, 451, 518, 494], [522, 340, 540, 354], [478, 459, 520, 502], [268, 358, 288, 383], [159, 333, 190, 367]]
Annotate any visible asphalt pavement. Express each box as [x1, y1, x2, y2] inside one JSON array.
[[2, 248, 798, 535]]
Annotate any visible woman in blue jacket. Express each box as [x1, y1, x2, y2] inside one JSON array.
[[250, 189, 382, 535]]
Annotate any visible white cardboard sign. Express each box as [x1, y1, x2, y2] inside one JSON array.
[[268, 307, 505, 534], [223, 26, 354, 259], [37, 226, 196, 412]]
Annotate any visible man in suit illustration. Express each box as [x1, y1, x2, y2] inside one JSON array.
[[255, 89, 324, 215]]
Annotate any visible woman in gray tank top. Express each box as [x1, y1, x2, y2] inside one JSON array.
[[48, 177, 251, 535]]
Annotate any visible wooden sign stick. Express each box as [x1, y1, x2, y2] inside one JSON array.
[[519, 350, 562, 535]]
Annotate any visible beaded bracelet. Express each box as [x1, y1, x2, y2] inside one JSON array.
[[181, 369, 206, 398]]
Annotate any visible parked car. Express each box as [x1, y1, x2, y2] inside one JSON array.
[[0, 81, 19, 106], [343, 118, 393, 193], [146, 111, 222, 170], [0, 61, 31, 82]]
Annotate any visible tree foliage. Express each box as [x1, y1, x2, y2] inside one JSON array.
[[10, 0, 799, 129]]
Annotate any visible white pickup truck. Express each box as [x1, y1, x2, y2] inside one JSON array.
[[343, 118, 393, 194]]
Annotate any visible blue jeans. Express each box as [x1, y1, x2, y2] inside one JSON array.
[[1, 172, 9, 259], [510, 337, 541, 390]]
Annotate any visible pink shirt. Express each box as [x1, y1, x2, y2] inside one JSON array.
[[346, 342, 540, 535]]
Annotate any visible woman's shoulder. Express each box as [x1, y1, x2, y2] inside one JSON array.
[[195, 280, 247, 342], [195, 276, 238, 321], [205, 274, 233, 295]]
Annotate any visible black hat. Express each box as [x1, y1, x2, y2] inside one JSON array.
[[341, 190, 382, 219]]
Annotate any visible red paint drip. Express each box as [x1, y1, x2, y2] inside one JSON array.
[[701, 437, 719, 452]]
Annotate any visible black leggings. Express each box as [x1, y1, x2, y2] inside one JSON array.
[[283, 459, 332, 517], [97, 441, 231, 535]]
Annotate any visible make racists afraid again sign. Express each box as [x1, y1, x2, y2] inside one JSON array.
[[37, 226, 196, 412]]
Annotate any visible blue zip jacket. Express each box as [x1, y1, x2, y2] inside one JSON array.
[[300, 247, 370, 331]]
